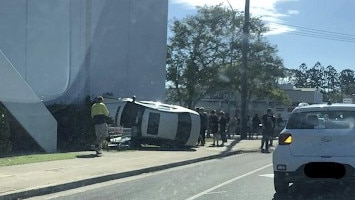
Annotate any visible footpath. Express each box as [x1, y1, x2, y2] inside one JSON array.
[[0, 137, 272, 200]]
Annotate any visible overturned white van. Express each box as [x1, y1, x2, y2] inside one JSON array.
[[105, 98, 200, 148]]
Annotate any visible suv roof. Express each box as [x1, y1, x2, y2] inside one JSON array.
[[292, 103, 355, 113]]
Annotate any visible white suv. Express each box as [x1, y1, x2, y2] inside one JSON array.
[[273, 102, 355, 193]]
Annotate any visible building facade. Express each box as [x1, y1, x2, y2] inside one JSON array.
[[0, 0, 168, 152], [0, 0, 168, 103], [195, 84, 324, 119]]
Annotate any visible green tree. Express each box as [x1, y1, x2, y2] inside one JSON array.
[[292, 63, 308, 88], [307, 62, 325, 88], [285, 62, 355, 103], [167, 4, 233, 108], [339, 69, 355, 96], [323, 65, 340, 102], [247, 39, 289, 104], [167, 4, 288, 108], [324, 65, 339, 91]]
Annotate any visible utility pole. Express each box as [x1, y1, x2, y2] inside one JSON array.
[[240, 0, 250, 140]]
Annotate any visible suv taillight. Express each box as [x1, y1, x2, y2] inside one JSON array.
[[279, 133, 292, 145]]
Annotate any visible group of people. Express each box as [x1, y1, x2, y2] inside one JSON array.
[[195, 107, 239, 147], [195, 107, 283, 153]]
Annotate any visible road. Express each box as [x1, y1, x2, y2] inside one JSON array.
[[27, 152, 355, 200]]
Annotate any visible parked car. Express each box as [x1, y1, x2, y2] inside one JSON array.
[[273, 102, 355, 193]]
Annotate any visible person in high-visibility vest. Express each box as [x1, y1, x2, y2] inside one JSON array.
[[91, 96, 109, 156]]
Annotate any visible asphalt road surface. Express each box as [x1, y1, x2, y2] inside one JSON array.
[[27, 152, 355, 200]]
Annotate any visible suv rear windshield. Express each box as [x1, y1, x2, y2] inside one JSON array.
[[287, 110, 355, 129]]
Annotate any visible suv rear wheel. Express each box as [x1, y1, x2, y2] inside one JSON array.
[[274, 174, 289, 193]]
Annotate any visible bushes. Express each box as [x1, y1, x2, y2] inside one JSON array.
[[3, 103, 45, 155], [0, 103, 11, 155], [49, 97, 96, 152], [0, 97, 98, 156]]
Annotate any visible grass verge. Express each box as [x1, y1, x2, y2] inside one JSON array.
[[0, 152, 83, 167]]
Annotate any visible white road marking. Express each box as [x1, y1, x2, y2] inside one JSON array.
[[185, 164, 272, 200], [205, 191, 227, 195], [259, 174, 274, 178], [0, 173, 14, 178]]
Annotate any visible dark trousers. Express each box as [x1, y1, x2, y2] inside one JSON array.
[[261, 129, 273, 151], [198, 127, 206, 145], [220, 130, 227, 143], [261, 135, 270, 150]]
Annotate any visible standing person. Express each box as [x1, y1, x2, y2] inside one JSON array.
[[195, 107, 201, 146], [199, 107, 208, 146], [218, 111, 227, 146], [206, 112, 211, 138], [225, 113, 230, 128], [272, 113, 284, 146], [235, 118, 241, 135], [209, 110, 219, 147], [247, 115, 253, 139], [91, 96, 109, 156], [261, 108, 276, 153], [227, 115, 238, 139], [252, 114, 261, 138], [276, 113, 284, 127]]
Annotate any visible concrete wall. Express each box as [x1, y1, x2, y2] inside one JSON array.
[[88, 0, 168, 102], [0, 0, 168, 102], [0, 50, 57, 152], [0, 0, 168, 152]]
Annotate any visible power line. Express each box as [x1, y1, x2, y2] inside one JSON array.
[[272, 22, 355, 43], [277, 23, 355, 37], [288, 32, 355, 43]]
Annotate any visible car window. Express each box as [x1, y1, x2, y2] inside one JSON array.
[[287, 111, 355, 129]]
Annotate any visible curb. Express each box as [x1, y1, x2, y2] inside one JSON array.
[[0, 150, 243, 200]]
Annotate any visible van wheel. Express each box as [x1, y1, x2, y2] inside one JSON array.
[[274, 174, 289, 194]]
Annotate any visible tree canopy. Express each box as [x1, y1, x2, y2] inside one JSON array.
[[166, 4, 289, 108], [286, 62, 355, 102]]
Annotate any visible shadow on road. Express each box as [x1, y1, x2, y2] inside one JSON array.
[[272, 182, 355, 200], [221, 137, 242, 155], [219, 135, 263, 156], [132, 146, 197, 152], [76, 154, 97, 158]]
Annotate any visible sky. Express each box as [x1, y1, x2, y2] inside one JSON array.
[[168, 0, 355, 72]]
